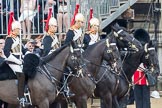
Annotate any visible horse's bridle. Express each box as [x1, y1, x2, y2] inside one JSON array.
[[71, 38, 121, 84], [143, 43, 156, 73], [105, 38, 121, 75], [37, 45, 83, 95], [114, 29, 139, 52]]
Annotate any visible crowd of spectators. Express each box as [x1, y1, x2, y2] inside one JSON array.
[[0, 0, 70, 40]]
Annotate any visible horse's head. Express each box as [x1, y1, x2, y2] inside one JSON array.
[[65, 45, 85, 75], [111, 23, 142, 51], [103, 38, 122, 74], [142, 40, 160, 77]]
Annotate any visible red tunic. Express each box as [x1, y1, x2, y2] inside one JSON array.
[[132, 64, 148, 85]]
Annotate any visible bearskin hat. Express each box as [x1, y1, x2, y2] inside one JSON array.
[[133, 28, 150, 45]]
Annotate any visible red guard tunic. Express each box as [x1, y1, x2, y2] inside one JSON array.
[[132, 64, 148, 85]]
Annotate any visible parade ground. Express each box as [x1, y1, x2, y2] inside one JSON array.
[[79, 96, 162, 108]]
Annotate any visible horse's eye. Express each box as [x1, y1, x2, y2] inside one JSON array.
[[71, 56, 75, 60], [107, 50, 112, 53]]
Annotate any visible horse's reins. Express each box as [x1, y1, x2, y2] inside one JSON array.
[[76, 41, 120, 84], [120, 49, 153, 97], [38, 51, 81, 95]]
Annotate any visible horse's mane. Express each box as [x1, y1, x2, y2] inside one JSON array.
[[84, 39, 105, 55], [42, 44, 69, 63]]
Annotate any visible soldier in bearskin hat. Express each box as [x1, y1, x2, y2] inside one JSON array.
[[133, 28, 151, 108], [133, 28, 150, 45]]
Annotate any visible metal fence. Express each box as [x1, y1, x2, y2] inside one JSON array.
[[0, 0, 124, 38]]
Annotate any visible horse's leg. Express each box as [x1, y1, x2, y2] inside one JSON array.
[[50, 101, 61, 108], [100, 99, 106, 108], [118, 96, 128, 108], [60, 100, 67, 108], [101, 93, 112, 108], [38, 99, 49, 108], [74, 96, 87, 108], [112, 96, 120, 108]]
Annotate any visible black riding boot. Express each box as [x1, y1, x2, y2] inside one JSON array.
[[16, 73, 27, 107]]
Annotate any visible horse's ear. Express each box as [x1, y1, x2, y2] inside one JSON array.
[[70, 44, 74, 53], [110, 23, 120, 32], [106, 38, 110, 47], [144, 43, 148, 52]]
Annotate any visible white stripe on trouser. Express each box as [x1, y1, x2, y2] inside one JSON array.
[[8, 64, 23, 73]]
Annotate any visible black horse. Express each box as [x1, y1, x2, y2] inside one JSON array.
[[51, 23, 144, 108], [0, 43, 82, 108], [97, 26, 160, 108], [51, 37, 123, 108]]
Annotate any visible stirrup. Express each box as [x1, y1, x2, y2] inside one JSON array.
[[18, 97, 28, 107]]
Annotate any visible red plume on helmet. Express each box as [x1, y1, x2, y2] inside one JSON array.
[[70, 4, 80, 26], [88, 8, 93, 30], [45, 8, 53, 32], [8, 12, 15, 35]]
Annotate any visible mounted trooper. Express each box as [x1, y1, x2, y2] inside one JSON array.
[[64, 13, 85, 47], [42, 17, 59, 57], [83, 17, 100, 49], [4, 21, 28, 107], [62, 13, 85, 97]]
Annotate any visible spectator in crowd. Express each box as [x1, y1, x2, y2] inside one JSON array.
[[34, 0, 57, 34], [24, 39, 42, 57], [0, 38, 5, 62], [0, 0, 21, 34], [0, 38, 8, 108], [19, 0, 36, 40], [0, 0, 7, 34], [132, 63, 151, 108], [24, 39, 36, 54], [42, 17, 59, 57], [0, 38, 5, 57], [57, 0, 69, 41]]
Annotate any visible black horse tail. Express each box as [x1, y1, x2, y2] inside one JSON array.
[[23, 53, 40, 79]]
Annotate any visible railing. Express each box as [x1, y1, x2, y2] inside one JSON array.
[[0, 0, 131, 38]]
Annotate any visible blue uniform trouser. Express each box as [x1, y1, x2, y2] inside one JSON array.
[[134, 85, 151, 108]]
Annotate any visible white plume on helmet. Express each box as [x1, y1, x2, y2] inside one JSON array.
[[75, 13, 85, 22], [90, 17, 100, 26], [48, 17, 57, 26], [12, 21, 21, 30]]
